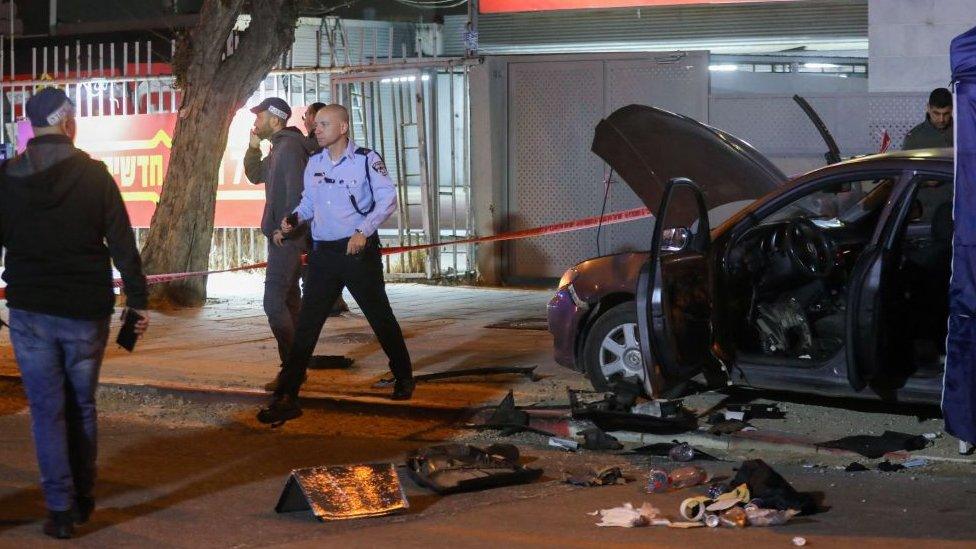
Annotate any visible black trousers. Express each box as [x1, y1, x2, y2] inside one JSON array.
[[276, 236, 412, 398]]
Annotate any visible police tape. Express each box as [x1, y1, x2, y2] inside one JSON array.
[[0, 205, 652, 300]]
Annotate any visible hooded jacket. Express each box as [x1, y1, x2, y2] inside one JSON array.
[[243, 126, 309, 237], [0, 134, 147, 319]]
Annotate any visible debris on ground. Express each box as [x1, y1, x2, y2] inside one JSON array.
[[579, 427, 623, 451], [591, 502, 667, 528], [644, 465, 708, 494], [275, 463, 407, 521], [844, 462, 869, 472], [629, 441, 720, 461], [405, 443, 542, 495], [563, 466, 628, 487], [729, 459, 818, 515], [466, 391, 556, 437], [816, 430, 931, 459], [569, 389, 697, 434], [792, 536, 808, 546], [548, 436, 579, 451]]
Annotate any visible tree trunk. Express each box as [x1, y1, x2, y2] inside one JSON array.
[[141, 0, 300, 308]]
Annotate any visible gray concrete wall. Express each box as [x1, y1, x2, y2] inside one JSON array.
[[868, 0, 976, 92]]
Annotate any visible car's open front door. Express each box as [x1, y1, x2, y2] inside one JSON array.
[[846, 242, 901, 391], [636, 178, 714, 398]]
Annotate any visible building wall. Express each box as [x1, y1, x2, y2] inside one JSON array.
[[868, 0, 976, 92]]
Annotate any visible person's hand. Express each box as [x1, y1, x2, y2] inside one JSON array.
[[272, 229, 286, 247], [347, 231, 367, 255], [127, 308, 150, 335], [249, 129, 261, 149], [280, 216, 295, 234]]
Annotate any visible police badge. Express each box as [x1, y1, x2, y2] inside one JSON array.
[[372, 159, 389, 177]]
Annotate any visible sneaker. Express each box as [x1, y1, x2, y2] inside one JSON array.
[[74, 495, 94, 524], [43, 510, 74, 539], [256, 394, 303, 426], [391, 378, 416, 401], [263, 371, 307, 393]]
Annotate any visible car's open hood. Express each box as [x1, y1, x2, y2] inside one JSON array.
[[592, 104, 785, 215]]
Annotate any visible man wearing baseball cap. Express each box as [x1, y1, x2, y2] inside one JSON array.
[[0, 87, 148, 538], [243, 97, 313, 391]]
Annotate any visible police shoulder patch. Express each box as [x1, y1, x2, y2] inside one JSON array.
[[371, 157, 389, 177]]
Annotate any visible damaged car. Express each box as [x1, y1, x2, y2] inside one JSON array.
[[547, 104, 953, 404]]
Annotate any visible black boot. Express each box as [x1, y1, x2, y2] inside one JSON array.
[[256, 394, 303, 426], [43, 510, 74, 539], [391, 378, 415, 401], [74, 495, 94, 524]]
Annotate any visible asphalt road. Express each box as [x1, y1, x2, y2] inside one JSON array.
[[0, 383, 974, 548]]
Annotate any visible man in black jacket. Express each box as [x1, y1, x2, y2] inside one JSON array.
[[0, 88, 148, 539], [244, 98, 311, 391]]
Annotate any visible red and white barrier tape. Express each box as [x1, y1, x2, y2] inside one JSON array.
[[0, 206, 652, 300]]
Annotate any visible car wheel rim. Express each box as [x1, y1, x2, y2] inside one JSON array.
[[599, 322, 645, 381]]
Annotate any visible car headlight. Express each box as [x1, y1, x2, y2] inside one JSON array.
[[558, 267, 579, 289]]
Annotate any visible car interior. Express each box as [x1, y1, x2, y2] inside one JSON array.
[[722, 174, 954, 379]]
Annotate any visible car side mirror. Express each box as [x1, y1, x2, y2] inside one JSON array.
[[661, 227, 691, 252]]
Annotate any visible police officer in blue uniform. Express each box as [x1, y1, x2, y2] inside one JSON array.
[[257, 104, 413, 425]]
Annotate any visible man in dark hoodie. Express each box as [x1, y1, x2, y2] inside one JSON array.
[[0, 88, 148, 539], [244, 98, 311, 391]]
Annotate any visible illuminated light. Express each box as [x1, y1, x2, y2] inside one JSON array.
[[380, 78, 392, 83], [803, 63, 840, 69], [407, 76, 417, 82], [421, 74, 430, 81], [708, 64, 738, 72]]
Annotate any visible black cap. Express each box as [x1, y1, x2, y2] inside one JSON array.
[[26, 87, 75, 127], [250, 97, 291, 121]]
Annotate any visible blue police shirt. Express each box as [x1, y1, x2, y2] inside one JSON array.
[[294, 139, 397, 241]]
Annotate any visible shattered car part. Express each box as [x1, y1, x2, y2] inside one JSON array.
[[569, 389, 697, 434], [755, 297, 814, 356], [564, 466, 627, 487], [580, 427, 624, 451], [406, 443, 542, 495], [817, 430, 930, 459], [548, 437, 580, 451]]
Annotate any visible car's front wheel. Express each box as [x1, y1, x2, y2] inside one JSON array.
[[581, 302, 646, 392]]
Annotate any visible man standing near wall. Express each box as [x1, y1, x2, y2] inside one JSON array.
[[244, 97, 310, 391], [903, 88, 955, 150], [0, 88, 149, 538]]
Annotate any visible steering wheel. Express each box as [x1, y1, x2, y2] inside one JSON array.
[[783, 218, 835, 278]]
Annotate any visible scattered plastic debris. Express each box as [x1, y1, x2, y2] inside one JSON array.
[[548, 437, 579, 451]]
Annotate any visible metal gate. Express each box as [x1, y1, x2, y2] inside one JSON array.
[[332, 60, 475, 279]]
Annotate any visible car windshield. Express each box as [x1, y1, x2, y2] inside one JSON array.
[[762, 177, 896, 227]]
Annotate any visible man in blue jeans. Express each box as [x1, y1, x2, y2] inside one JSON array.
[[0, 88, 149, 539]]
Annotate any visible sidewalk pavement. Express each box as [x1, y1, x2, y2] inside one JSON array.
[[0, 272, 588, 410]]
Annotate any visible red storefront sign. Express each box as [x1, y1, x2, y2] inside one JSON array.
[[16, 106, 308, 228], [480, 0, 793, 13]]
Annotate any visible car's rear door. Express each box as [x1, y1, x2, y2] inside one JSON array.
[[636, 178, 717, 398]]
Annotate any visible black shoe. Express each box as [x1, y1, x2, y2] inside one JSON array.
[[391, 378, 415, 401], [263, 371, 307, 393], [43, 510, 74, 539], [74, 496, 94, 524], [256, 394, 303, 426]]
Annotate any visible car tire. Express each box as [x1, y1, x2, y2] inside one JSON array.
[[581, 301, 646, 393]]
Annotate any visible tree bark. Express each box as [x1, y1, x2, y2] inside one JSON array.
[[141, 0, 301, 308]]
